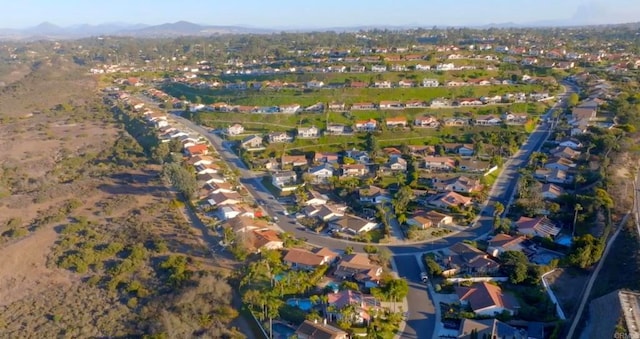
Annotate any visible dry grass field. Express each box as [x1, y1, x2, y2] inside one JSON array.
[[0, 58, 244, 337]]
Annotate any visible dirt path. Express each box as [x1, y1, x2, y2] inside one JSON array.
[[0, 226, 75, 307]]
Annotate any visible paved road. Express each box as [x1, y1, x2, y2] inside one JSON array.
[[394, 255, 435, 339]]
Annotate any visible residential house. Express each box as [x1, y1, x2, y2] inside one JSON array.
[[557, 137, 583, 150], [354, 119, 378, 131], [387, 156, 407, 172], [216, 205, 255, 221], [308, 163, 334, 184], [373, 81, 392, 88], [433, 176, 482, 194], [458, 319, 525, 339], [314, 151, 340, 164], [334, 253, 383, 287], [445, 242, 500, 276], [326, 290, 381, 325], [456, 282, 520, 316], [306, 80, 325, 89], [407, 214, 433, 229], [295, 320, 348, 339], [442, 117, 470, 126], [390, 64, 407, 72], [544, 157, 576, 172], [405, 100, 427, 108], [279, 104, 301, 114], [430, 98, 451, 108], [534, 168, 572, 185], [422, 78, 440, 87], [398, 79, 415, 88], [207, 191, 242, 207], [436, 63, 456, 71], [515, 216, 561, 238], [186, 144, 209, 157], [423, 156, 456, 171], [227, 124, 244, 136], [283, 248, 337, 271], [240, 135, 263, 149], [188, 155, 216, 167], [282, 155, 308, 167], [446, 80, 467, 87], [371, 65, 387, 72], [414, 115, 440, 128], [351, 102, 377, 111], [550, 146, 581, 160], [341, 164, 369, 177], [486, 234, 526, 257], [569, 103, 597, 135], [349, 81, 368, 89], [304, 102, 324, 112], [350, 65, 366, 73], [313, 204, 345, 222], [474, 115, 502, 126], [541, 183, 565, 200], [249, 229, 283, 252], [458, 159, 492, 173], [455, 98, 484, 106], [298, 126, 320, 138], [345, 149, 370, 164], [197, 172, 225, 185], [415, 64, 432, 71], [330, 215, 379, 234], [325, 124, 349, 135], [271, 171, 298, 190], [305, 190, 330, 206], [267, 131, 293, 143], [423, 210, 454, 227], [427, 191, 473, 210], [222, 216, 268, 234], [358, 185, 391, 204], [502, 113, 529, 125], [385, 116, 407, 127], [328, 102, 346, 111], [379, 101, 403, 109], [443, 143, 475, 157]]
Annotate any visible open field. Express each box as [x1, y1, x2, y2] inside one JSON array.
[[546, 268, 590, 318], [0, 59, 245, 337]]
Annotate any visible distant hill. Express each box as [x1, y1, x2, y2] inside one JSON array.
[[1, 20, 639, 41], [0, 21, 275, 40]]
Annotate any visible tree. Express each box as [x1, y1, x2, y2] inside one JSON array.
[[493, 202, 505, 216], [392, 185, 413, 216], [568, 234, 604, 269], [365, 132, 380, 157], [344, 246, 354, 255], [162, 162, 197, 200], [567, 93, 579, 107], [424, 255, 443, 277], [499, 251, 529, 284], [572, 203, 583, 237], [151, 142, 170, 164]]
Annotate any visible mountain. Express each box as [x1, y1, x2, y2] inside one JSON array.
[[0, 21, 274, 40]]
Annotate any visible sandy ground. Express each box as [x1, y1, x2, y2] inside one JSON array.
[[546, 267, 589, 317], [0, 226, 76, 307]]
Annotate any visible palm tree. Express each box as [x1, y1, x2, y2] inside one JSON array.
[[266, 296, 284, 339], [572, 203, 583, 237]]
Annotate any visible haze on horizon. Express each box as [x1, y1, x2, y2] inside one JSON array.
[[3, 0, 640, 29]]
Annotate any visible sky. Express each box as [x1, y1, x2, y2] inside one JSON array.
[[3, 0, 640, 29]]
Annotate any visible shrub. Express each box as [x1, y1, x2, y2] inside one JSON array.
[[363, 245, 378, 254]]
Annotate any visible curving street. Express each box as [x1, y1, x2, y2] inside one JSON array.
[[167, 80, 578, 339]]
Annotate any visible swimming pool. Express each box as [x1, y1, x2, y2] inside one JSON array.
[[272, 322, 296, 339], [326, 281, 340, 292], [286, 298, 314, 311]]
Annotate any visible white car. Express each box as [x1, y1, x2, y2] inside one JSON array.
[[420, 272, 429, 283]]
